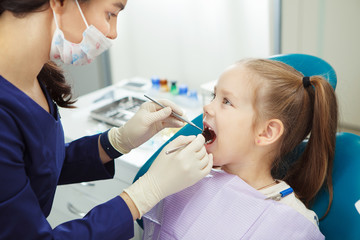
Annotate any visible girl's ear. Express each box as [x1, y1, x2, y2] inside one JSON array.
[[255, 119, 284, 146]]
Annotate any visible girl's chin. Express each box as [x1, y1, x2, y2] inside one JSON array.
[[210, 155, 223, 167], [205, 142, 214, 152]]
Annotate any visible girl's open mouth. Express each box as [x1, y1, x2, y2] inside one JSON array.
[[202, 123, 216, 145]]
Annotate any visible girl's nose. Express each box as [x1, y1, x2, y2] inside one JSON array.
[[203, 102, 215, 117]]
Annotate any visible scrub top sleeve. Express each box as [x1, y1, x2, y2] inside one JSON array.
[[1, 180, 134, 239], [59, 134, 115, 185], [54, 196, 134, 240], [0, 109, 134, 240]]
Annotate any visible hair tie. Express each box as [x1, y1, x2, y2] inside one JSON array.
[[302, 76, 311, 88]]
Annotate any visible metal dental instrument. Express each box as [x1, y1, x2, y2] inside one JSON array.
[[165, 143, 191, 155], [144, 94, 203, 155], [144, 94, 203, 132]]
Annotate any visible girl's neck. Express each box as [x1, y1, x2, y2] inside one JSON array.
[[221, 159, 275, 191]]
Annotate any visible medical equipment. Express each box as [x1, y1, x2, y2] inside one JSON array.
[[265, 187, 293, 201], [165, 128, 214, 155], [144, 95, 203, 132], [165, 143, 190, 155], [90, 96, 145, 126], [144, 94, 204, 155]]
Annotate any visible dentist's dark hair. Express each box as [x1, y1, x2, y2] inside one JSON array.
[[0, 0, 88, 108], [240, 58, 338, 220]]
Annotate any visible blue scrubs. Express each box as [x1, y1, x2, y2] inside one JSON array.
[[0, 76, 134, 239]]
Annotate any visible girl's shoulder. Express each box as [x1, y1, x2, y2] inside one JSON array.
[[258, 180, 319, 227]]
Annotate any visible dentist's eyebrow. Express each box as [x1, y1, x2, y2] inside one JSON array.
[[113, 2, 125, 11]]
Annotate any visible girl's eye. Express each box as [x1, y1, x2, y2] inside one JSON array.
[[222, 98, 232, 106], [210, 92, 216, 101]]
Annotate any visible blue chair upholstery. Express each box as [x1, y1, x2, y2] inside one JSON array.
[[312, 132, 360, 239], [269, 53, 337, 89], [134, 54, 360, 238]]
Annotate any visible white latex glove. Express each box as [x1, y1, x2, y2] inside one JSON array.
[[124, 134, 213, 218], [108, 99, 186, 154]]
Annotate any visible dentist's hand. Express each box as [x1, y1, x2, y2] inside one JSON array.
[[124, 134, 213, 217], [108, 99, 185, 154]]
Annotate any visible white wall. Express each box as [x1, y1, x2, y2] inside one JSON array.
[[109, 0, 273, 91], [282, 0, 360, 130]]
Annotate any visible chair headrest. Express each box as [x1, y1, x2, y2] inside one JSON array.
[[269, 53, 337, 90]]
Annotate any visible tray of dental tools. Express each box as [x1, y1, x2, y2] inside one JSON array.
[[90, 96, 145, 127]]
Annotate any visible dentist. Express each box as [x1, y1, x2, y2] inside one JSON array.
[[0, 0, 213, 239]]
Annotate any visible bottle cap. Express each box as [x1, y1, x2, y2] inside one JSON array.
[[151, 77, 160, 84], [188, 90, 198, 100], [160, 78, 168, 85], [170, 81, 178, 95], [178, 84, 188, 95]]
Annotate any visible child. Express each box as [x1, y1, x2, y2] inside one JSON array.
[[141, 58, 338, 239]]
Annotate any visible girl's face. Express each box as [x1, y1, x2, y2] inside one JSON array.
[[53, 0, 127, 43], [203, 64, 258, 168]]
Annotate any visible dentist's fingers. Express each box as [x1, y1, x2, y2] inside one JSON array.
[[201, 153, 213, 172], [184, 134, 206, 153], [165, 135, 196, 150], [156, 99, 184, 117], [195, 147, 207, 161], [146, 106, 172, 124], [162, 118, 186, 128]]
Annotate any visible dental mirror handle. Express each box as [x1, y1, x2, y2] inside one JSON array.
[[144, 94, 203, 132], [165, 143, 190, 155]]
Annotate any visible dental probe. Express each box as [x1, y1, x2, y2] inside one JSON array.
[[165, 143, 190, 155], [144, 94, 203, 132]]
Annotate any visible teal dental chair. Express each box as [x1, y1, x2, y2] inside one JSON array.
[[133, 54, 360, 239]]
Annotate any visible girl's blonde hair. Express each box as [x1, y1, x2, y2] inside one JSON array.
[[239, 58, 338, 218]]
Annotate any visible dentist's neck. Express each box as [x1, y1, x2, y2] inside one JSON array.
[[0, 8, 53, 90]]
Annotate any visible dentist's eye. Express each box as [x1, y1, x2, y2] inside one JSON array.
[[106, 12, 117, 20]]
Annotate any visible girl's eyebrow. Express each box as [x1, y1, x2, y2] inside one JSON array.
[[219, 88, 236, 99]]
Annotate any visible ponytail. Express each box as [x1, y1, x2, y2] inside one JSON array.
[[38, 62, 76, 108], [285, 76, 338, 218]]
